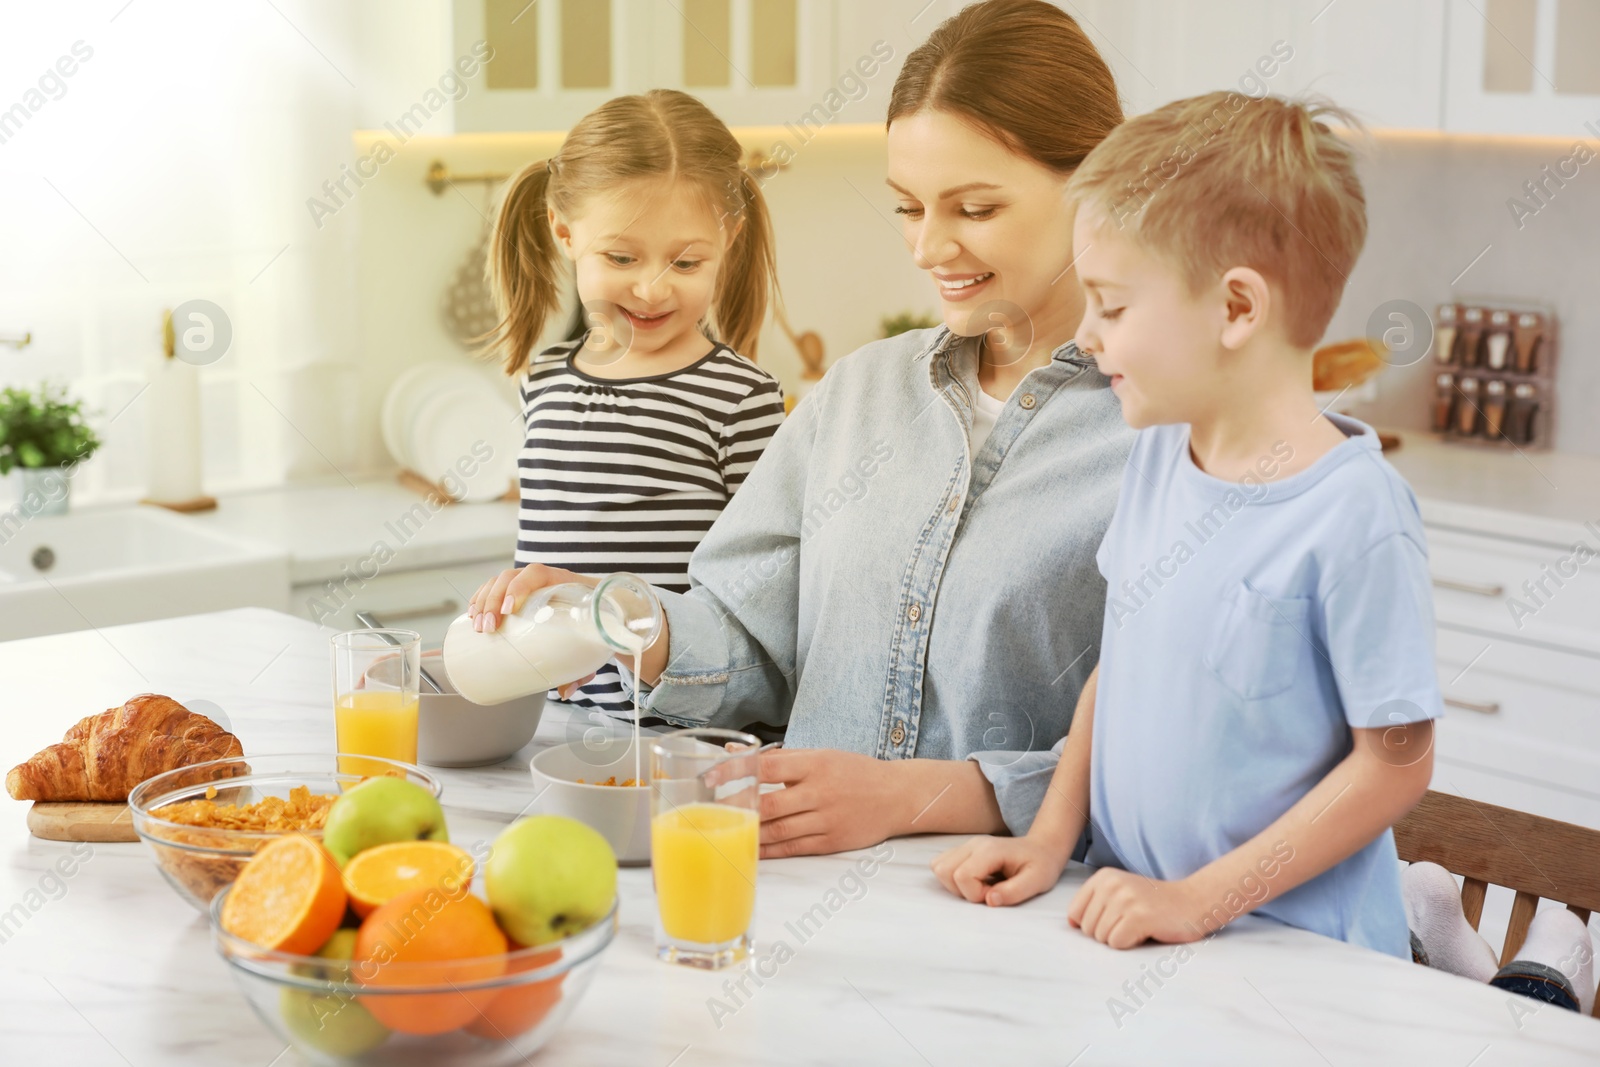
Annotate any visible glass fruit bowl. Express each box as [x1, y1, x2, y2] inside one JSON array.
[[209, 887, 618, 1066], [129, 754, 442, 912]]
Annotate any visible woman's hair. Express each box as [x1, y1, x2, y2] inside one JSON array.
[[486, 89, 779, 376], [886, 0, 1123, 174]]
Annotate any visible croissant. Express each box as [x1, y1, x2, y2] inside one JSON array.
[[6, 694, 244, 802]]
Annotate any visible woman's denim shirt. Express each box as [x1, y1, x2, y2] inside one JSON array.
[[628, 325, 1136, 833]]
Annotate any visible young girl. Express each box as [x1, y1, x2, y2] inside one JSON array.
[[475, 89, 785, 723]]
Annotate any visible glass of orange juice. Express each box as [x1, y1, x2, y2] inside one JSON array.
[[650, 728, 760, 969], [332, 629, 421, 778]]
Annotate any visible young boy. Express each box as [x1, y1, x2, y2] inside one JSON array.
[[931, 93, 1443, 959]]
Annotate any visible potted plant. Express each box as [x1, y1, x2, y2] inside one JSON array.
[[881, 311, 941, 338], [0, 384, 102, 516]]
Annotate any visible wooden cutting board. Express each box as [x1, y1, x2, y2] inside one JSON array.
[[26, 801, 140, 843]]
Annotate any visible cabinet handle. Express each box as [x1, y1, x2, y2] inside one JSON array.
[[362, 599, 461, 621], [1445, 696, 1501, 714], [1432, 575, 1504, 597]]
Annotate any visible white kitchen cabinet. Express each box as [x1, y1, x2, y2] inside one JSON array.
[[445, 0, 1600, 136], [1067, 0, 1446, 129], [1062, 0, 1600, 135], [452, 0, 847, 131], [1430, 722, 1600, 834], [1437, 626, 1600, 739], [452, 0, 660, 131], [289, 559, 498, 646], [1426, 523, 1600, 828], [1441, 0, 1600, 136], [1429, 525, 1600, 646]]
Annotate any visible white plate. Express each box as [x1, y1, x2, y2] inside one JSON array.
[[407, 371, 521, 502], [381, 363, 455, 469]]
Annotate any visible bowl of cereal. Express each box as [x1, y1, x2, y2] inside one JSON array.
[[529, 735, 651, 866], [129, 754, 442, 911]]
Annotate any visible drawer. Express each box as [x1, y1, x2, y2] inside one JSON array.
[[1433, 735, 1600, 831], [1436, 629, 1600, 756], [1438, 626, 1600, 704], [1432, 629, 1600, 825], [290, 559, 504, 646], [1425, 526, 1600, 642]]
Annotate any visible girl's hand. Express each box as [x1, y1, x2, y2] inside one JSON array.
[[755, 749, 905, 859], [466, 564, 596, 698], [931, 834, 1069, 907], [467, 563, 590, 632], [1066, 868, 1213, 949]]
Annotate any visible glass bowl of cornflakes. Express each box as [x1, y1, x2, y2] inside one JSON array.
[[129, 754, 442, 912]]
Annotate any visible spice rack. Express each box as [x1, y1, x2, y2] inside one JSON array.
[[1429, 301, 1557, 450]]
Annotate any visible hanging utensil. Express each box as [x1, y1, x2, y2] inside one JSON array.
[[440, 186, 502, 350]]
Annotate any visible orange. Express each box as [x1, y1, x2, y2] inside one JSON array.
[[342, 841, 475, 918], [353, 887, 508, 1035], [465, 944, 565, 1040], [220, 833, 347, 956]]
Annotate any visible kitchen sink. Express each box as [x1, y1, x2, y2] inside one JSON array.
[[0, 506, 289, 641]]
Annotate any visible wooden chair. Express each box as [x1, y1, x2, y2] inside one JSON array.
[[1394, 789, 1600, 1017]]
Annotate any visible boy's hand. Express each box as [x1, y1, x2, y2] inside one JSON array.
[[931, 835, 1069, 907], [1067, 868, 1212, 949]]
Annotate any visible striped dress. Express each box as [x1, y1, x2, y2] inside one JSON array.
[[515, 337, 785, 719]]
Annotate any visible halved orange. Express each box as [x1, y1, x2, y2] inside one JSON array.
[[342, 840, 475, 918], [220, 833, 347, 956]]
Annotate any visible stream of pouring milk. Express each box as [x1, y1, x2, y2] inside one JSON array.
[[598, 611, 647, 787], [631, 651, 642, 786]]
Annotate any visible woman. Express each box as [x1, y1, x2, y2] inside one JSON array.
[[469, 0, 1134, 857]]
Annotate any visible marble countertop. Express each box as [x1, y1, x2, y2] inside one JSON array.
[[3, 608, 1598, 1065], [1384, 430, 1600, 547], [182, 475, 518, 585]]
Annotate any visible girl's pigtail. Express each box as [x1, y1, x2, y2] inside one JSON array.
[[486, 159, 564, 376], [711, 169, 779, 360]]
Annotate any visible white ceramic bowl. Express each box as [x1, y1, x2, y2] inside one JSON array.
[[369, 650, 544, 767], [529, 736, 651, 866], [420, 651, 544, 767]]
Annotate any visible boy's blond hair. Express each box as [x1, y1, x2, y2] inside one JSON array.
[[1067, 92, 1366, 348]]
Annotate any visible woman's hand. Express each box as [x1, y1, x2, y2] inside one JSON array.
[[756, 749, 908, 859], [467, 564, 596, 697], [931, 834, 1070, 907]]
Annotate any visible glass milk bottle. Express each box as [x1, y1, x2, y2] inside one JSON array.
[[442, 573, 663, 706]]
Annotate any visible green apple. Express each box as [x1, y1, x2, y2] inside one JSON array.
[[322, 777, 448, 867], [279, 985, 389, 1057], [281, 926, 389, 1054], [289, 928, 362, 980], [485, 816, 617, 946]]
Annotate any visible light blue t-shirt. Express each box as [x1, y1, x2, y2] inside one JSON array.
[[1084, 413, 1443, 958]]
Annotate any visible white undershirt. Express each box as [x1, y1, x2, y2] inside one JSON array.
[[969, 386, 1009, 453]]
